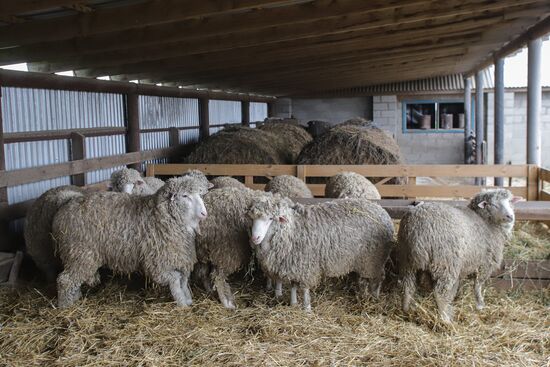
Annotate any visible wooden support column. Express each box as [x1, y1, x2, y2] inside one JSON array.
[[241, 101, 250, 127], [199, 97, 210, 141], [125, 93, 141, 171], [168, 127, 180, 163], [0, 87, 6, 204], [527, 38, 542, 166], [69, 132, 86, 186], [463, 77, 472, 164], [267, 102, 274, 118], [494, 57, 505, 186]]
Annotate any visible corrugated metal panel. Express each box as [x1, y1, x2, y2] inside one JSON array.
[[85, 135, 126, 184], [140, 131, 169, 168], [321, 72, 495, 96], [1, 87, 125, 133], [209, 100, 241, 124], [250, 102, 268, 122], [209, 126, 224, 135], [4, 140, 71, 204], [178, 129, 200, 145], [139, 95, 199, 129]]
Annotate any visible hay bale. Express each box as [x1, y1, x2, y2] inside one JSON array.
[[307, 120, 332, 138], [185, 126, 291, 164], [258, 122, 312, 162]]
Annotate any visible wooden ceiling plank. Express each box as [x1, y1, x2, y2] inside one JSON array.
[[0, 1, 85, 17]]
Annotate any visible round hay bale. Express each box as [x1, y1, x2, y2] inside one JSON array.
[[297, 120, 403, 184], [185, 126, 290, 164], [307, 120, 332, 138], [258, 122, 312, 162]]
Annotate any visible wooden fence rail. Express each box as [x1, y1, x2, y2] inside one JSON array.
[[147, 163, 540, 200]]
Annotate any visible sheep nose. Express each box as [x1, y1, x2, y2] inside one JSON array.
[[200, 211, 207, 219], [505, 214, 514, 222], [251, 236, 260, 244]]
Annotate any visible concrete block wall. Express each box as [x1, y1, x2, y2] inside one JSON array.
[[290, 97, 372, 124]]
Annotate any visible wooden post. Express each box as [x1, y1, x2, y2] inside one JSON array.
[[0, 90, 6, 203], [527, 165, 539, 201], [199, 97, 210, 141], [267, 102, 274, 118], [241, 101, 250, 127], [494, 57, 505, 186], [125, 93, 141, 171], [168, 127, 180, 163], [69, 132, 86, 186], [527, 38, 542, 166]]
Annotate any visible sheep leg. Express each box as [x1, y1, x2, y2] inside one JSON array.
[[84, 271, 101, 288], [402, 270, 417, 313], [212, 269, 235, 309], [302, 288, 312, 312], [179, 271, 193, 306], [368, 273, 384, 299], [474, 275, 486, 310], [275, 279, 283, 298], [156, 271, 189, 307], [266, 277, 273, 291], [290, 285, 298, 306], [434, 276, 459, 324], [57, 268, 88, 308], [194, 262, 213, 292]]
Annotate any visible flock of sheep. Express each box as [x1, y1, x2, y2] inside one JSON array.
[[24, 168, 519, 323]]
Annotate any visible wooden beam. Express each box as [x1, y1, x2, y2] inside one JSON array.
[[467, 15, 550, 75], [0, 1, 88, 16], [241, 101, 250, 127], [125, 93, 140, 171], [69, 132, 86, 186], [0, 0, 299, 47], [0, 70, 275, 102], [199, 98, 210, 141], [3, 127, 126, 143]]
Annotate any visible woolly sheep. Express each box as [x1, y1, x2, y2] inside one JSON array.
[[194, 186, 272, 308], [24, 186, 86, 282], [265, 175, 313, 198], [52, 176, 209, 308], [325, 172, 381, 200], [248, 196, 394, 310], [110, 168, 157, 195], [397, 189, 520, 323], [210, 176, 247, 190]]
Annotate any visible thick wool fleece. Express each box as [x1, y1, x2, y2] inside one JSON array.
[[325, 172, 381, 200], [249, 197, 394, 289], [110, 168, 155, 195], [24, 186, 85, 282], [143, 176, 165, 192], [397, 189, 514, 282], [195, 187, 271, 307], [265, 175, 313, 198], [210, 176, 246, 190], [53, 176, 207, 307]]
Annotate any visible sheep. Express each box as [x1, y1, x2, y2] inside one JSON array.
[[144, 176, 165, 192], [24, 186, 86, 282], [210, 176, 247, 190], [265, 175, 313, 198], [52, 176, 209, 308], [194, 186, 273, 308], [110, 167, 157, 195], [248, 195, 394, 311], [325, 171, 381, 200], [396, 189, 520, 323]]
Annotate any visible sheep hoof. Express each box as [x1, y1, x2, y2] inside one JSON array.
[[304, 305, 312, 312], [222, 300, 236, 309], [476, 303, 485, 311]]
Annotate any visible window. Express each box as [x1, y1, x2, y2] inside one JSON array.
[[403, 100, 467, 133]]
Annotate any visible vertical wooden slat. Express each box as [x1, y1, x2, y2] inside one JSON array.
[[0, 86, 6, 203], [199, 97, 210, 141], [146, 164, 155, 177], [126, 93, 141, 171], [168, 127, 180, 164], [527, 164, 539, 201], [297, 165, 306, 182], [267, 102, 274, 118], [244, 176, 253, 188], [241, 101, 250, 127], [69, 132, 86, 186]]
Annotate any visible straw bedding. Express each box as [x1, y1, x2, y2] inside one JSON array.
[[0, 276, 547, 367]]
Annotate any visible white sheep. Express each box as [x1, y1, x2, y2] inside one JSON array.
[[265, 175, 313, 198], [325, 171, 381, 199], [248, 195, 394, 310], [397, 189, 520, 323]]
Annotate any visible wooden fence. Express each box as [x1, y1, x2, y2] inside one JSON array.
[[147, 163, 540, 200]]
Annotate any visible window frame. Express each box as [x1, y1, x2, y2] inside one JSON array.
[[401, 98, 474, 134]]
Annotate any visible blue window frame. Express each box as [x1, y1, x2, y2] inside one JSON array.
[[402, 98, 474, 134]]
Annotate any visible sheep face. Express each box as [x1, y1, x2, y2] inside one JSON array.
[[470, 189, 521, 231], [248, 196, 292, 245], [161, 177, 209, 230]]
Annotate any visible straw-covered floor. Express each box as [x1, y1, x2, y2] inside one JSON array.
[[0, 275, 548, 367]]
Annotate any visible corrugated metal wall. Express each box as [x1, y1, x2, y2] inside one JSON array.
[[250, 102, 268, 122], [208, 100, 243, 135], [138, 95, 200, 168], [85, 135, 126, 184]]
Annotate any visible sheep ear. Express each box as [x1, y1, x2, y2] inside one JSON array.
[[207, 182, 214, 189], [278, 215, 288, 223], [170, 193, 176, 202], [511, 196, 523, 204], [477, 201, 488, 209]]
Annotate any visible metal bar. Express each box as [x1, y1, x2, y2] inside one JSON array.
[[494, 57, 505, 186], [125, 93, 141, 171], [527, 37, 542, 165], [199, 97, 210, 141], [464, 76, 472, 164], [475, 71, 485, 185], [0, 69, 275, 103]]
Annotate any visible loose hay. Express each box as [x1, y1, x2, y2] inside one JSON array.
[[508, 221, 550, 260], [185, 126, 290, 164], [258, 122, 312, 163], [0, 278, 548, 367]]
